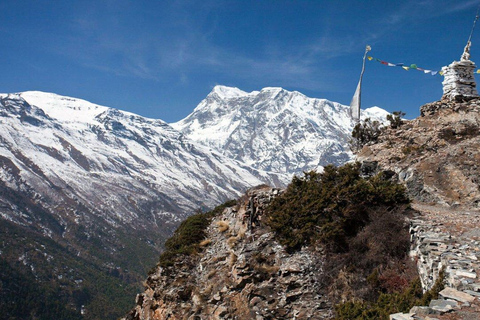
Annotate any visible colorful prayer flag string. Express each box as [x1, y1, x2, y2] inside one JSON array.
[[367, 56, 444, 75], [367, 56, 480, 75]]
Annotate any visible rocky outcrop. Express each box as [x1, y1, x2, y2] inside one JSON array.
[[125, 187, 332, 320], [389, 207, 480, 319], [358, 98, 480, 208]]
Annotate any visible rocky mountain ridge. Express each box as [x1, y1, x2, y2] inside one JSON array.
[[172, 85, 388, 176], [125, 187, 333, 320], [358, 98, 480, 319], [358, 98, 480, 207]]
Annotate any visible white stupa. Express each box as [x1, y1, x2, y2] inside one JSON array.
[[441, 41, 479, 101]]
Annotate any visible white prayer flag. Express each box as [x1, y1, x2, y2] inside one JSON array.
[[350, 45, 371, 121], [350, 81, 361, 120]]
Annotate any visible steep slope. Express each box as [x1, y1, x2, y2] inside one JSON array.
[[172, 85, 389, 175], [125, 187, 333, 320], [0, 92, 283, 319], [124, 165, 418, 320]]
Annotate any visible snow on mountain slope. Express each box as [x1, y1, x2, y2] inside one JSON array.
[[0, 92, 284, 231], [172, 85, 389, 175]]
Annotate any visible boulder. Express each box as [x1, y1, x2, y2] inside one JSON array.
[[429, 299, 458, 313], [389, 312, 414, 320], [439, 287, 475, 303]]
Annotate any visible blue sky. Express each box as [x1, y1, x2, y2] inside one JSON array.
[[2, 0, 480, 121]]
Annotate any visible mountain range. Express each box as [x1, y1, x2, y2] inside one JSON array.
[[0, 86, 387, 319], [173, 85, 388, 175]]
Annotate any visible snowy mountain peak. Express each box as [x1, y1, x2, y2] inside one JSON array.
[[0, 92, 285, 225], [260, 87, 284, 93], [17, 91, 109, 124], [209, 85, 250, 99], [172, 85, 389, 175], [363, 106, 390, 119]]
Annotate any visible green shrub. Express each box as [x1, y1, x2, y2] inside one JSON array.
[[350, 118, 382, 151], [266, 163, 415, 313], [386, 111, 405, 129], [265, 163, 409, 253]]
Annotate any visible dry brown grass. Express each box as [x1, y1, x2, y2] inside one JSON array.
[[202, 284, 214, 297], [210, 255, 225, 263], [228, 252, 237, 267], [207, 269, 217, 279], [216, 221, 229, 233], [257, 264, 279, 275], [199, 239, 212, 247], [231, 295, 254, 320], [227, 236, 238, 248], [237, 229, 246, 239], [329, 269, 356, 303]]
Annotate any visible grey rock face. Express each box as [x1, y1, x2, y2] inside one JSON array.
[[439, 287, 475, 303], [125, 187, 333, 320], [429, 299, 458, 313]]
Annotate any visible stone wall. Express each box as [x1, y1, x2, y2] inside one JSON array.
[[389, 206, 480, 319], [409, 218, 479, 291]]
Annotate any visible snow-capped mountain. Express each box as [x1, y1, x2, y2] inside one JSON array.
[[172, 85, 389, 176], [0, 91, 284, 319], [0, 92, 283, 227]]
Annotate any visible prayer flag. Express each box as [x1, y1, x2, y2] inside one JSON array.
[[350, 81, 361, 120], [366, 54, 442, 76], [350, 45, 370, 121]]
